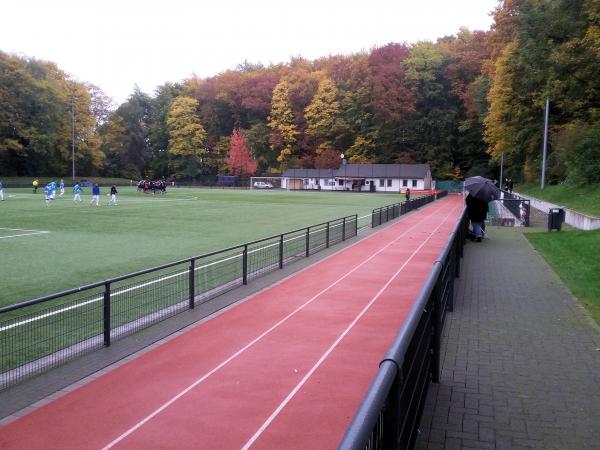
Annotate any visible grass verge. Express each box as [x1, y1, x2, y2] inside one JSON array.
[[517, 183, 600, 217], [526, 229, 600, 326]]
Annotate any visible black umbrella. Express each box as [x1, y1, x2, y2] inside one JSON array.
[[463, 176, 501, 202]]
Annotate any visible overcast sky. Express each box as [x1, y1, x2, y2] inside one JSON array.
[[1, 0, 498, 105]]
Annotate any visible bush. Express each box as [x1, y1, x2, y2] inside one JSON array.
[[567, 126, 600, 185]]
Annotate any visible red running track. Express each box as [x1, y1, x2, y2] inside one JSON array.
[[0, 195, 464, 450]]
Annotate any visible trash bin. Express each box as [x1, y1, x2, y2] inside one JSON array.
[[548, 208, 565, 231]]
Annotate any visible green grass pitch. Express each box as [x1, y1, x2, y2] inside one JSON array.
[[0, 187, 406, 307]]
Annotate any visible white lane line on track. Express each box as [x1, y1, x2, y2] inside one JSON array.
[[241, 202, 460, 449], [100, 200, 454, 450]]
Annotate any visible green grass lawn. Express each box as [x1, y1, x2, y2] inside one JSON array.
[[526, 229, 600, 326], [0, 187, 405, 306], [517, 183, 600, 217]]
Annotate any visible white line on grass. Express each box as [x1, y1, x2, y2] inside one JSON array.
[[0, 227, 48, 232], [0, 221, 350, 332], [0, 231, 50, 240], [100, 202, 452, 450]]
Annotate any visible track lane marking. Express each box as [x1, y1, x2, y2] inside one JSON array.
[[241, 202, 460, 449], [100, 201, 452, 450]]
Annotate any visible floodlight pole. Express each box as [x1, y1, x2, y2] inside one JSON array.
[[71, 92, 76, 180], [541, 98, 550, 189], [499, 152, 504, 190]]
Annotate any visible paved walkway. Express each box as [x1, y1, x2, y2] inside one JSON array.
[[416, 226, 600, 450]]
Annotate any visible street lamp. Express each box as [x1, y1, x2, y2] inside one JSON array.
[[340, 153, 346, 191], [70, 83, 77, 181]]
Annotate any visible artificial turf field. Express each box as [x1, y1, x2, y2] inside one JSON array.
[[0, 187, 406, 307]]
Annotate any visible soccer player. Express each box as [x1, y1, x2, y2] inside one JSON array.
[[59, 179, 65, 197], [44, 183, 53, 206], [50, 181, 57, 200], [73, 182, 82, 203], [107, 185, 118, 206], [0, 179, 4, 201], [90, 183, 100, 207]]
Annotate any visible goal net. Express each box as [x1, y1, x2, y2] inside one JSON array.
[[250, 177, 282, 189]]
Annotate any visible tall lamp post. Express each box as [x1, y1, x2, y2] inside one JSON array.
[[71, 85, 76, 181], [541, 98, 550, 189], [340, 153, 346, 191]]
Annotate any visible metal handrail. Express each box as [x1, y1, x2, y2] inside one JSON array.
[[339, 208, 467, 450]]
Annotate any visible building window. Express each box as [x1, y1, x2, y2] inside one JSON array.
[[387, 179, 392, 187], [412, 179, 417, 187], [403, 179, 408, 187], [379, 179, 384, 187], [365, 180, 370, 185], [338, 179, 344, 186], [315, 179, 320, 185]]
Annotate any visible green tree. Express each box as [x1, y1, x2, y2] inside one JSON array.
[[244, 121, 275, 174], [147, 82, 187, 178]]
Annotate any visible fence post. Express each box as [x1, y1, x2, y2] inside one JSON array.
[[454, 235, 461, 278], [354, 214, 358, 236], [431, 275, 442, 383], [371, 210, 376, 228], [342, 217, 346, 241], [243, 244, 248, 285], [103, 282, 111, 347], [189, 259, 195, 309], [383, 372, 403, 449], [326, 222, 330, 248], [279, 234, 284, 269], [305, 227, 310, 257]]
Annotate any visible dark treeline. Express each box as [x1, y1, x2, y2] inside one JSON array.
[[1, 0, 598, 184]]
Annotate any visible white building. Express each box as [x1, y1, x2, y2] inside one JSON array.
[[282, 164, 432, 192]]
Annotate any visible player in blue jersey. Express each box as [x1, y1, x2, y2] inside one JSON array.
[[50, 181, 57, 200], [73, 182, 82, 203], [59, 179, 65, 197], [90, 183, 100, 207], [44, 184, 54, 206], [0, 179, 4, 201]]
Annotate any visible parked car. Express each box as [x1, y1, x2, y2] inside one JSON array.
[[253, 181, 273, 189]]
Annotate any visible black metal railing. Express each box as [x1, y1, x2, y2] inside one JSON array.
[[501, 191, 530, 227], [338, 208, 468, 450], [0, 215, 358, 391], [371, 191, 448, 228]]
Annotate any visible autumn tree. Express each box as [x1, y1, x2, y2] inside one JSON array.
[[268, 79, 298, 166], [0, 52, 103, 176], [167, 96, 208, 180], [304, 77, 341, 153], [227, 128, 257, 178]]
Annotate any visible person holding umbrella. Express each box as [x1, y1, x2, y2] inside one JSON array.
[[464, 176, 500, 242], [465, 194, 488, 241]]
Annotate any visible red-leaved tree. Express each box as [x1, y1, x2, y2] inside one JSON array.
[[227, 128, 257, 177]]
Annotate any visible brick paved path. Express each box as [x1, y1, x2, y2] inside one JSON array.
[[416, 227, 600, 450]]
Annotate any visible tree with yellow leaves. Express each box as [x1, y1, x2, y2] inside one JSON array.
[[167, 96, 207, 180], [268, 80, 297, 166], [304, 77, 340, 152]]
